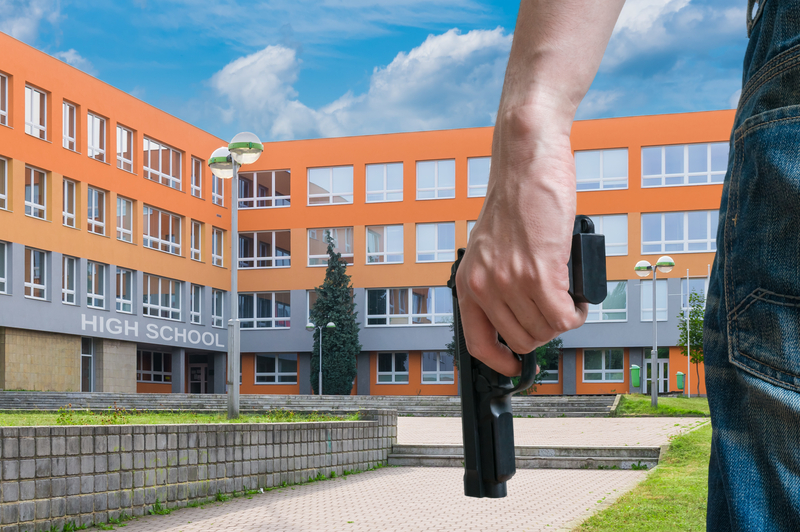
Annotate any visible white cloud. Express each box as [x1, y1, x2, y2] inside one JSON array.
[[575, 90, 624, 120], [53, 49, 97, 76], [0, 0, 60, 44], [211, 28, 512, 140], [728, 88, 741, 109]]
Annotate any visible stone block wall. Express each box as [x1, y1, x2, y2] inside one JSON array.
[[94, 340, 137, 394], [1, 329, 80, 392], [0, 409, 397, 532]]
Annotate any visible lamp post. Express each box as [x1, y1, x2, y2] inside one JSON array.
[[306, 321, 336, 395], [209, 132, 264, 419], [634, 255, 675, 408]]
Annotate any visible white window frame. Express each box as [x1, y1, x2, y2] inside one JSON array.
[[25, 85, 47, 140], [640, 279, 668, 322], [212, 175, 224, 206], [366, 225, 403, 264], [62, 255, 76, 305], [143, 205, 182, 256], [212, 228, 224, 267], [308, 227, 354, 266], [136, 350, 172, 383], [62, 101, 76, 151], [586, 280, 628, 323], [190, 284, 202, 324], [307, 290, 317, 322], [0, 156, 6, 210], [239, 230, 291, 269], [574, 148, 628, 190], [87, 112, 106, 162], [377, 352, 409, 383], [421, 351, 455, 384], [62, 179, 76, 228], [116, 268, 133, 313], [641, 211, 718, 254], [366, 287, 453, 326], [588, 214, 628, 256], [191, 221, 202, 261], [25, 165, 47, 220], [366, 163, 403, 203], [116, 125, 133, 172], [642, 143, 728, 187], [238, 169, 291, 208], [212, 289, 224, 328], [416, 222, 455, 263], [143, 137, 182, 190], [87, 187, 106, 236], [86, 261, 105, 309], [467, 157, 490, 197], [539, 351, 560, 383], [0, 241, 7, 294], [239, 292, 291, 329], [467, 220, 476, 242], [191, 157, 203, 198], [142, 273, 181, 321], [583, 349, 624, 382], [307, 166, 354, 205], [416, 159, 455, 200], [255, 354, 298, 384], [117, 196, 133, 243], [0, 73, 7, 127]]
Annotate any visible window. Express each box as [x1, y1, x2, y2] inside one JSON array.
[[588, 214, 627, 256], [583, 349, 624, 382], [212, 289, 224, 327], [86, 261, 105, 309], [681, 277, 708, 310], [212, 228, 224, 267], [0, 73, 7, 127], [143, 205, 182, 256], [417, 159, 455, 199], [25, 85, 47, 139], [24, 247, 46, 300], [239, 292, 291, 329], [191, 221, 202, 261], [239, 230, 291, 268], [640, 279, 668, 321], [366, 163, 402, 203], [467, 221, 476, 241], [212, 175, 224, 206], [81, 338, 94, 392], [117, 126, 133, 172], [62, 179, 76, 227], [0, 157, 7, 210], [641, 210, 718, 254], [190, 284, 202, 324], [0, 242, 6, 293], [366, 287, 452, 326], [574, 149, 627, 190], [421, 352, 454, 383], [87, 113, 106, 162], [308, 227, 354, 266], [307, 290, 318, 322], [136, 350, 172, 383], [367, 225, 403, 264], [62, 255, 76, 304], [255, 354, 297, 384], [143, 137, 181, 189], [62, 102, 76, 150], [116, 268, 132, 313], [87, 187, 106, 235], [117, 197, 133, 243], [191, 157, 203, 198], [586, 281, 627, 322], [239, 170, 290, 208], [416, 222, 455, 262], [467, 157, 490, 197], [25, 166, 46, 219], [539, 349, 560, 383], [377, 352, 409, 383], [142, 273, 181, 320], [642, 143, 729, 187], [308, 166, 353, 205]]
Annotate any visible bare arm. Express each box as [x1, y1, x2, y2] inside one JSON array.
[[456, 0, 625, 376]]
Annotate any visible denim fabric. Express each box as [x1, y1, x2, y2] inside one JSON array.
[[706, 0, 800, 530]]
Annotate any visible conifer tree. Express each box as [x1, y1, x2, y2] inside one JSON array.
[[309, 231, 361, 395]]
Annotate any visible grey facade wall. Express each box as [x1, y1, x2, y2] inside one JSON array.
[[356, 352, 370, 396], [562, 350, 577, 396], [0, 410, 396, 531]]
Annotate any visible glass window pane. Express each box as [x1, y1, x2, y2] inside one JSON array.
[[434, 287, 453, 314], [332, 166, 353, 194], [387, 163, 403, 191], [604, 281, 626, 310], [309, 168, 330, 195], [422, 352, 437, 372], [394, 353, 408, 373], [366, 165, 383, 193], [664, 212, 684, 242], [584, 351, 602, 370], [378, 353, 392, 372], [417, 224, 435, 250], [664, 145, 684, 174], [417, 161, 435, 189], [687, 144, 707, 173], [438, 223, 455, 251], [641, 214, 661, 242], [368, 290, 386, 316], [387, 226, 403, 253], [603, 149, 627, 178], [437, 160, 455, 188], [602, 215, 627, 246], [468, 157, 490, 187], [710, 143, 729, 172], [688, 211, 707, 240], [606, 350, 624, 370], [642, 147, 662, 176], [440, 353, 454, 371], [575, 151, 600, 180]]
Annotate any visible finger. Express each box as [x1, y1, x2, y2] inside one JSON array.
[[504, 294, 554, 351], [457, 293, 523, 377]]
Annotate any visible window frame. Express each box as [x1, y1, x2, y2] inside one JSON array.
[[416, 159, 455, 200], [212, 228, 224, 267], [25, 165, 47, 220], [416, 222, 456, 263], [116, 196, 133, 243], [62, 255, 76, 305], [307, 227, 354, 266], [467, 220, 476, 242], [238, 169, 291, 208], [62, 179, 76, 228], [190, 284, 202, 324], [191, 221, 202, 262], [421, 351, 455, 384], [87, 187, 106, 236], [143, 205, 182, 256], [25, 85, 47, 140], [641, 143, 729, 188], [377, 352, 410, 383], [212, 175, 224, 206], [116, 125, 134, 172], [116, 268, 133, 314], [86, 261, 105, 309], [366, 287, 453, 327], [586, 280, 628, 323], [238, 230, 291, 269], [143, 136, 182, 190], [640, 279, 668, 322], [582, 348, 624, 383], [588, 214, 628, 256], [142, 273, 181, 321], [191, 156, 203, 198], [136, 350, 173, 383], [0, 73, 7, 127], [307, 165, 354, 206], [641, 210, 718, 255], [681, 277, 709, 310], [24, 247, 47, 300], [467, 157, 490, 197], [0, 156, 6, 210], [366, 162, 403, 203], [366, 225, 404, 264], [0, 241, 7, 294], [255, 354, 298, 384], [574, 148, 628, 191], [87, 112, 106, 162], [212, 289, 224, 328], [62, 101, 76, 151], [239, 291, 291, 329]]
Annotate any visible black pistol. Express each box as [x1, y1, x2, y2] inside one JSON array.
[[447, 215, 608, 498]]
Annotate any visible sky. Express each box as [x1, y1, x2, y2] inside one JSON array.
[[1, 0, 748, 142]]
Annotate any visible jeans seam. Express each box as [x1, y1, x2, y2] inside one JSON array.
[[728, 288, 800, 320], [728, 353, 800, 391], [736, 113, 800, 143], [739, 46, 800, 111]]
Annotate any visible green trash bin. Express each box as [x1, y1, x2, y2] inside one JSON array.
[[630, 365, 641, 389], [677, 372, 685, 391]]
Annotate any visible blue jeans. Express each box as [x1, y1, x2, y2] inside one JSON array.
[[706, 0, 800, 529]]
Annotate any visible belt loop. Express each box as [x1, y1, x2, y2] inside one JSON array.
[[747, 0, 765, 38]]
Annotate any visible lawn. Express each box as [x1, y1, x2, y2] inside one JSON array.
[[614, 394, 710, 417], [575, 421, 711, 532], [0, 408, 359, 426]]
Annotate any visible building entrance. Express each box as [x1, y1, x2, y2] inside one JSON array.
[[188, 364, 208, 394], [645, 360, 669, 394]]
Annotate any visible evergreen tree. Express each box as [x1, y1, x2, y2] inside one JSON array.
[[309, 231, 361, 395], [677, 290, 705, 396]]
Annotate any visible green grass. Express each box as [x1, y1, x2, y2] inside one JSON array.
[[614, 394, 709, 417], [575, 422, 711, 532], [0, 407, 359, 426]]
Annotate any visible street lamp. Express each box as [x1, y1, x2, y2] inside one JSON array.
[[634, 255, 675, 408], [209, 132, 264, 419], [306, 321, 336, 395]]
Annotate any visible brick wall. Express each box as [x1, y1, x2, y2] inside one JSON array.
[[1, 329, 81, 392], [0, 410, 397, 532]]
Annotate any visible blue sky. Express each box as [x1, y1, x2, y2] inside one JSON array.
[[1, 0, 748, 142]]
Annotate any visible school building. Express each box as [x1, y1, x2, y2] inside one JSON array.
[[0, 31, 728, 397]]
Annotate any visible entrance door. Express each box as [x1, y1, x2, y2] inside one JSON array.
[[645, 360, 669, 394], [188, 364, 207, 394]]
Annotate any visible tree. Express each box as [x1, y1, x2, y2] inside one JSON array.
[[677, 290, 705, 396], [309, 231, 361, 395]]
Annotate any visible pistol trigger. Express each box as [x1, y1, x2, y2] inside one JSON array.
[[475, 375, 492, 393]]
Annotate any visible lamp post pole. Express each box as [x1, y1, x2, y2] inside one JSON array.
[[306, 321, 336, 396], [686, 269, 691, 399]]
